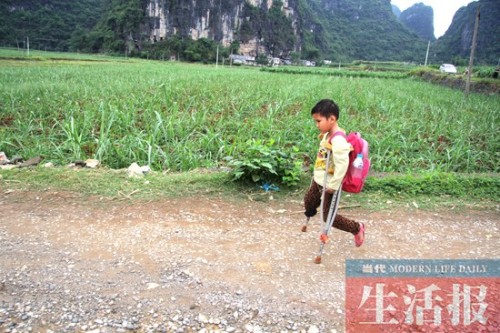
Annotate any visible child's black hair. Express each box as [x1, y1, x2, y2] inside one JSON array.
[[311, 99, 340, 120]]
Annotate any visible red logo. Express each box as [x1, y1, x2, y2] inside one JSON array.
[[346, 260, 499, 333]]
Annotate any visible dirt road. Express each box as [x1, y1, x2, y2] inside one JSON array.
[[0, 190, 498, 333]]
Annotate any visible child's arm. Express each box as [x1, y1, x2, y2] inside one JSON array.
[[327, 135, 351, 191]]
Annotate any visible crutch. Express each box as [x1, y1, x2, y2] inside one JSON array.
[[314, 147, 345, 264], [301, 148, 343, 264], [314, 187, 342, 264]]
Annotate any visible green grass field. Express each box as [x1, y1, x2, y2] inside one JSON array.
[[1, 49, 499, 176]]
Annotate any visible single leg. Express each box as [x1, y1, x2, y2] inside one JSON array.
[[331, 214, 365, 247], [302, 181, 322, 232]]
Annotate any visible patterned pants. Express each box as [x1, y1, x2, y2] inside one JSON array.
[[303, 181, 360, 234]]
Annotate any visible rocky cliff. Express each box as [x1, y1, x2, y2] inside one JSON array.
[[144, 0, 297, 56], [141, 0, 498, 63], [140, 0, 427, 61]]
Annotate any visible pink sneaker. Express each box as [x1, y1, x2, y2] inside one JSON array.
[[354, 222, 365, 247]]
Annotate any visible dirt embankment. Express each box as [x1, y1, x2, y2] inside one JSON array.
[[418, 71, 499, 95]]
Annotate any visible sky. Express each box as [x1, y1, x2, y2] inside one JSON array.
[[391, 0, 477, 38]]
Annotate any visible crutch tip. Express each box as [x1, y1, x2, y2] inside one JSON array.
[[301, 225, 307, 232], [314, 256, 322, 264]]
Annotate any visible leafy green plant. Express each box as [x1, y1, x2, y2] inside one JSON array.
[[225, 139, 303, 187], [474, 67, 496, 78], [58, 116, 85, 161]]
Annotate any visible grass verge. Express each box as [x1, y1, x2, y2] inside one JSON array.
[[1, 168, 498, 212]]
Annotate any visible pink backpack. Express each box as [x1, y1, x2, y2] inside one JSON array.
[[332, 131, 370, 193]]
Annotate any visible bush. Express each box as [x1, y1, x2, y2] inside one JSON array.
[[474, 67, 496, 78], [225, 139, 303, 187]]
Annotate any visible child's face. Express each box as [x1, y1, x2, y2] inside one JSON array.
[[312, 113, 336, 133]]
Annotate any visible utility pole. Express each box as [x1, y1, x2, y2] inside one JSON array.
[[465, 5, 480, 97], [424, 40, 430, 66], [216, 45, 219, 68], [26, 37, 30, 56], [217, 0, 221, 68]]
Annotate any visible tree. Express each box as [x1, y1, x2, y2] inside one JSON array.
[[256, 53, 268, 65], [0, 0, 106, 51]]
